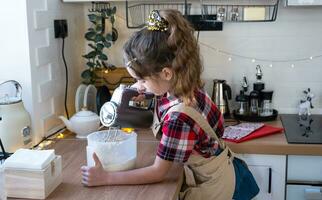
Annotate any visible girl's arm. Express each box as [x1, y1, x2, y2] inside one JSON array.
[[81, 153, 173, 186]]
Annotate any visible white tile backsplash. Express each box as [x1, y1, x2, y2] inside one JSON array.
[[106, 1, 322, 114]]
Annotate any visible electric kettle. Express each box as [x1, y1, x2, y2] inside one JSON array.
[[0, 80, 32, 153], [100, 84, 154, 128], [212, 79, 232, 117]]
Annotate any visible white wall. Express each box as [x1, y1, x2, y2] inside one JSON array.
[[102, 1, 322, 114], [26, 0, 85, 143], [0, 1, 32, 112], [0, 0, 85, 146]]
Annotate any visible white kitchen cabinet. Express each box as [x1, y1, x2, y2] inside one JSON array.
[[237, 154, 286, 200], [288, 155, 322, 182], [287, 185, 322, 200], [286, 155, 322, 200]]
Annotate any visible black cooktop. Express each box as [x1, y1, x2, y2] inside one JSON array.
[[280, 114, 322, 144]]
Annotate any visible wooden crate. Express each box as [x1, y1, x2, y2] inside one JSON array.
[[4, 155, 62, 199]]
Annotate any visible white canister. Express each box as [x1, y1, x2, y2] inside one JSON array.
[[86, 129, 137, 171], [0, 80, 32, 153]]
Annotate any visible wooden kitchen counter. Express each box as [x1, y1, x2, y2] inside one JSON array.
[[4, 116, 322, 199], [38, 136, 183, 200], [226, 116, 322, 156], [134, 116, 322, 156]]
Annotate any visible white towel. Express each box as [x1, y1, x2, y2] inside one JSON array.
[[4, 148, 55, 170]]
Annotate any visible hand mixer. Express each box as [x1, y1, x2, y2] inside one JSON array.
[[99, 84, 154, 130]]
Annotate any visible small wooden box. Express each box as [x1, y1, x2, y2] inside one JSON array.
[[4, 155, 62, 199]]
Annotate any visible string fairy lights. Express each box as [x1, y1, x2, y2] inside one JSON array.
[[199, 41, 322, 68]]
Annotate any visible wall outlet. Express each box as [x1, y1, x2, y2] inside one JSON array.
[[54, 19, 68, 38]]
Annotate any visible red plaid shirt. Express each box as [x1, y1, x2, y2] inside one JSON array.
[[156, 89, 225, 163]]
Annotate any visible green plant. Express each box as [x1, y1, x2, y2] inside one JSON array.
[[82, 6, 117, 84]]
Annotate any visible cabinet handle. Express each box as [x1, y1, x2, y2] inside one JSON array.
[[268, 167, 272, 194]]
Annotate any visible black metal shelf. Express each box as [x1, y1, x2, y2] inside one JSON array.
[[125, 0, 279, 31]]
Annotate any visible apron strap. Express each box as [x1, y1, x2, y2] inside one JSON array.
[[162, 103, 225, 149], [151, 97, 162, 138]]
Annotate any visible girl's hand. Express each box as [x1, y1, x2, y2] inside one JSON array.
[[81, 153, 108, 186], [132, 94, 146, 102], [130, 82, 147, 102]]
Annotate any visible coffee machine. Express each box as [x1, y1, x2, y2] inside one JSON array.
[[212, 79, 232, 117]]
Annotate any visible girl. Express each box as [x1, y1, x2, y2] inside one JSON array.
[[81, 9, 259, 200]]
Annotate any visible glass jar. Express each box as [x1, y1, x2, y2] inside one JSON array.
[[217, 7, 225, 21], [249, 90, 260, 115], [260, 91, 274, 116], [235, 90, 249, 115], [231, 7, 239, 21]]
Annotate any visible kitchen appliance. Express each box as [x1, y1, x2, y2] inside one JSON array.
[[59, 108, 100, 138], [100, 84, 154, 128], [281, 114, 322, 144], [0, 80, 32, 153], [212, 79, 232, 117]]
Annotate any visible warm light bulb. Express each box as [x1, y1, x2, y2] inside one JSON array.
[[251, 59, 256, 63], [291, 64, 295, 68], [121, 128, 134, 133], [310, 56, 313, 60], [104, 70, 109, 74], [228, 57, 232, 61], [57, 133, 64, 139], [269, 64, 273, 68]]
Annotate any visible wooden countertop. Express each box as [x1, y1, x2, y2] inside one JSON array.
[[49, 139, 182, 200], [6, 133, 183, 200], [4, 116, 322, 199], [226, 116, 322, 156], [134, 116, 322, 156]]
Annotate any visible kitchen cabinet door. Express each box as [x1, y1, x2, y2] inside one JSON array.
[[288, 155, 322, 182], [287, 185, 322, 200], [237, 154, 286, 200]]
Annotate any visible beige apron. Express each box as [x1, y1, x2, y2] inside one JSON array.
[[151, 103, 235, 200]]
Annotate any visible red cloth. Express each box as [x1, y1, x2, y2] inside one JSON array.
[[224, 125, 284, 143]]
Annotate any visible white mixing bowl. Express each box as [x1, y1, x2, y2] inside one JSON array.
[[86, 129, 137, 171]]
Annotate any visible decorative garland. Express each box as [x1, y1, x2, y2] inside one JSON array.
[[199, 41, 322, 68]]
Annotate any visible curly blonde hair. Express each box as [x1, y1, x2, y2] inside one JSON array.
[[123, 9, 203, 104]]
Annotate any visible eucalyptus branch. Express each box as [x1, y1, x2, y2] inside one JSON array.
[[81, 6, 117, 85]]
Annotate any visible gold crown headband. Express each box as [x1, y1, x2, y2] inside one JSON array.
[[147, 10, 168, 32]]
